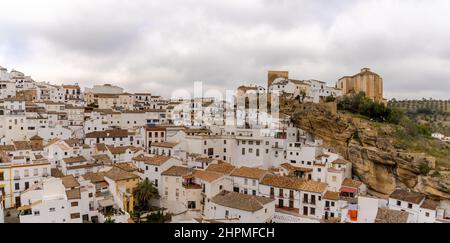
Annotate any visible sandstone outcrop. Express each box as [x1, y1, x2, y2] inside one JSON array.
[[282, 101, 450, 200]]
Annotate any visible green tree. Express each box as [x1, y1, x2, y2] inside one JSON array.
[[132, 178, 160, 212], [104, 217, 116, 223], [419, 162, 431, 176], [144, 210, 172, 223]]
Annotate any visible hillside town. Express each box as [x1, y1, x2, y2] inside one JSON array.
[[0, 65, 449, 224]]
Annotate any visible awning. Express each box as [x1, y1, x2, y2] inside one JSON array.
[[98, 198, 115, 208], [340, 186, 357, 194]]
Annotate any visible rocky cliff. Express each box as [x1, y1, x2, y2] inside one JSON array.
[[282, 101, 450, 200]]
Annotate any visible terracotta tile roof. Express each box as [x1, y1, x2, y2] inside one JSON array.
[[82, 172, 106, 183], [260, 174, 305, 190], [30, 135, 43, 140], [161, 166, 191, 177], [152, 142, 179, 148], [106, 145, 129, 155], [323, 191, 340, 201], [104, 167, 139, 181], [206, 162, 236, 174], [298, 180, 328, 194], [342, 178, 363, 188], [230, 166, 268, 179], [211, 191, 274, 212], [66, 188, 81, 200], [114, 162, 138, 172], [420, 199, 439, 210], [66, 163, 102, 170], [96, 143, 108, 151], [0, 145, 16, 152], [145, 126, 167, 131], [132, 155, 171, 166], [192, 170, 223, 183], [63, 156, 87, 164], [375, 208, 409, 223], [61, 175, 80, 189], [51, 168, 64, 178], [64, 139, 82, 147], [280, 163, 313, 173], [85, 129, 128, 138], [92, 154, 112, 164], [389, 189, 425, 205], [13, 141, 31, 150]]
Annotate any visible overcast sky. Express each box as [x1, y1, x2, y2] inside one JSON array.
[[0, 0, 449, 99]]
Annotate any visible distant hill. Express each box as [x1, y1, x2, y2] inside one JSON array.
[[388, 99, 450, 136]]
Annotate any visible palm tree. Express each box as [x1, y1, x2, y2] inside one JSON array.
[[132, 178, 160, 212], [104, 217, 116, 223]]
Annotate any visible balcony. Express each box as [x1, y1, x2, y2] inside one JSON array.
[[182, 182, 202, 190]]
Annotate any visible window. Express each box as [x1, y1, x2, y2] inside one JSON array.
[[89, 193, 93, 198], [310, 207, 316, 215], [224, 140, 227, 144], [425, 212, 430, 217], [408, 203, 413, 209], [176, 188, 179, 197], [155, 167, 158, 172], [242, 148, 245, 155], [244, 178, 248, 185], [15, 183, 20, 190], [70, 213, 80, 219], [24, 169, 29, 177], [256, 149, 260, 156], [397, 200, 401, 206], [34, 211, 40, 216], [225, 210, 229, 219], [252, 190, 256, 196], [155, 179, 158, 187], [49, 208, 56, 212], [252, 179, 256, 186], [188, 201, 196, 209], [71, 202, 78, 207]]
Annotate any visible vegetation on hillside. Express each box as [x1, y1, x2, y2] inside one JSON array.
[[336, 92, 449, 168], [337, 92, 431, 137], [389, 99, 450, 136]]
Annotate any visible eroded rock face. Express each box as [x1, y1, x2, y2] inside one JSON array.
[[283, 102, 450, 200]]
